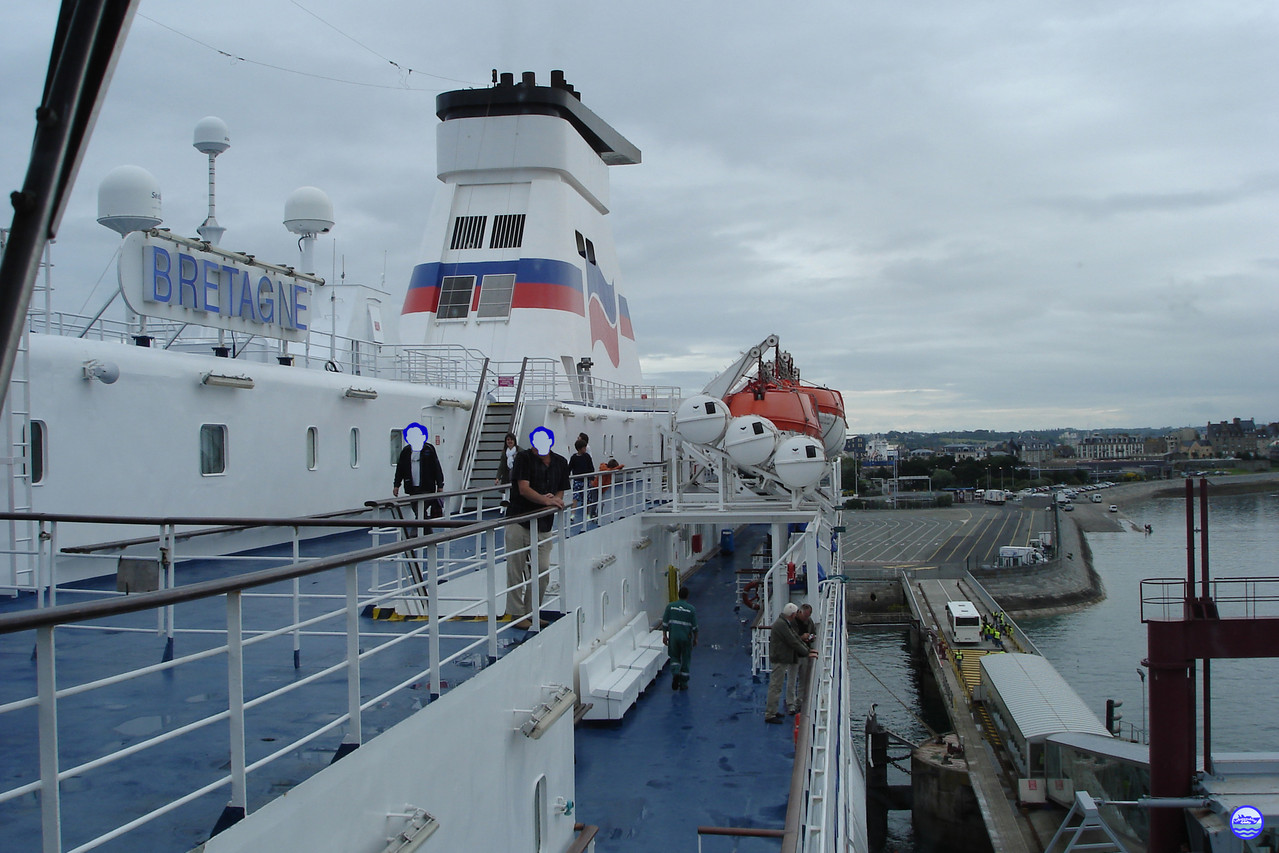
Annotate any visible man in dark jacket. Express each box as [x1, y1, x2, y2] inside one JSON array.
[[504, 427, 569, 627], [765, 603, 817, 722], [392, 422, 445, 534]]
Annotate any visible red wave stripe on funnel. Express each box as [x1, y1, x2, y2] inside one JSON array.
[[588, 298, 621, 367]]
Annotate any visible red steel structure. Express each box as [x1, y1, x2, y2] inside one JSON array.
[[1143, 479, 1279, 850]]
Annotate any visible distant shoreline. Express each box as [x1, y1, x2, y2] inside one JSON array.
[[997, 472, 1279, 618]]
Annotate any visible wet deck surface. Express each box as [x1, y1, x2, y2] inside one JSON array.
[[575, 526, 800, 851], [0, 530, 531, 853]]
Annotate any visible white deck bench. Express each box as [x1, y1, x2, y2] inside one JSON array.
[[607, 624, 665, 686], [578, 644, 642, 721], [627, 612, 666, 652]]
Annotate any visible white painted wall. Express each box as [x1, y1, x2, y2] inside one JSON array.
[[25, 334, 468, 556], [202, 620, 579, 853]]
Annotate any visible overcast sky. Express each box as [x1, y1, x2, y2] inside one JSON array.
[[2, 1, 1276, 433]]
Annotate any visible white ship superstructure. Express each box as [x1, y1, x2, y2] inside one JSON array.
[[0, 53, 863, 853], [401, 70, 643, 388]]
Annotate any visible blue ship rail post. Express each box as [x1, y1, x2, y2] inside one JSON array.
[[1142, 478, 1279, 851]]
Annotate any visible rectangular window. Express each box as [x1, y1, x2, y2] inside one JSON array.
[[450, 215, 486, 250], [200, 424, 227, 475], [575, 230, 587, 260], [306, 426, 318, 471], [26, 420, 46, 484], [350, 427, 360, 469], [438, 275, 475, 320], [476, 273, 516, 318], [390, 429, 405, 465], [489, 214, 525, 249], [584, 237, 596, 265]]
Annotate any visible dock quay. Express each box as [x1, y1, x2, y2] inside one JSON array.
[[838, 500, 1153, 852], [869, 568, 1147, 853]]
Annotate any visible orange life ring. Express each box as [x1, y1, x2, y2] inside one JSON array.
[[741, 580, 761, 611]]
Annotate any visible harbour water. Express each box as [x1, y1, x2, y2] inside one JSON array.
[[1027, 489, 1279, 753], [848, 487, 1279, 852]]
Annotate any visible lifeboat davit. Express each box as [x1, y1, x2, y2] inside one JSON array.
[[724, 381, 823, 441]]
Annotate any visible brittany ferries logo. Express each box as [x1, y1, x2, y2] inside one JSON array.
[[585, 266, 634, 368], [1231, 805, 1264, 840]]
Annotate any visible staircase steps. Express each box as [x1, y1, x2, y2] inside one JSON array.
[[465, 401, 517, 493]]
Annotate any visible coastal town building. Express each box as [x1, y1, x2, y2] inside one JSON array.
[[1076, 433, 1145, 460]]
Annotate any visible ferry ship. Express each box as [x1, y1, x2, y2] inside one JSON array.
[[0, 11, 864, 851]]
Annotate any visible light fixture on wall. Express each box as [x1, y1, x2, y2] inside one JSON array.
[[81, 360, 119, 384], [201, 372, 254, 389], [551, 405, 573, 415], [516, 684, 576, 739], [434, 397, 471, 409], [590, 554, 618, 571], [344, 387, 378, 399], [379, 808, 439, 853]]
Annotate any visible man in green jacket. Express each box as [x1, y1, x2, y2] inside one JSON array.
[[662, 586, 698, 690], [766, 603, 817, 722]]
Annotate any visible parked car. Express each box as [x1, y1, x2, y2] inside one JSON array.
[[1062, 503, 1074, 512]]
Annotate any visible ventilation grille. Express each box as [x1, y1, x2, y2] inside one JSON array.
[[450, 216, 487, 250], [490, 214, 526, 249]]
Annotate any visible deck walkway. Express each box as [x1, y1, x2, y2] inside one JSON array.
[[574, 526, 800, 851]]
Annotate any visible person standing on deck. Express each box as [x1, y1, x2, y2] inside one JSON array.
[[661, 586, 698, 690], [795, 603, 817, 647], [503, 427, 569, 629], [568, 437, 595, 522], [392, 422, 445, 535], [765, 603, 817, 723], [495, 432, 519, 511]]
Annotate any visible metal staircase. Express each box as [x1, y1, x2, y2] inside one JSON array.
[[466, 401, 518, 493]]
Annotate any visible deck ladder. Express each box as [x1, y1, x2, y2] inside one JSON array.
[[2, 324, 36, 595]]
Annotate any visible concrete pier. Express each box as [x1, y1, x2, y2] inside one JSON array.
[[912, 735, 991, 853]]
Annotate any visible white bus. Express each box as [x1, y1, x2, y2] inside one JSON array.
[[945, 600, 982, 644]]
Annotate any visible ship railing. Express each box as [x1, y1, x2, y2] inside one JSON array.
[[476, 359, 681, 413], [1139, 576, 1279, 622], [0, 492, 663, 853], [749, 515, 832, 676], [26, 309, 686, 407], [785, 578, 863, 853]]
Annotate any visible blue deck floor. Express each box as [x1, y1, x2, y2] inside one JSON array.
[[0, 529, 537, 853], [575, 526, 799, 851]]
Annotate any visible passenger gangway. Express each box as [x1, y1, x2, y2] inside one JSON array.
[[901, 572, 1036, 853], [900, 571, 1151, 852]]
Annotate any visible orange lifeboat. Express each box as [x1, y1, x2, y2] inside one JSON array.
[[725, 380, 823, 440], [796, 383, 847, 455]]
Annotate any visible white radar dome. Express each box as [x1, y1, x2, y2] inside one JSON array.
[[674, 394, 729, 445], [773, 435, 827, 489], [97, 165, 162, 236], [723, 415, 780, 468], [193, 116, 230, 155], [284, 187, 335, 236]]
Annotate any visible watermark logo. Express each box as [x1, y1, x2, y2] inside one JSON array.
[[1231, 805, 1264, 840]]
